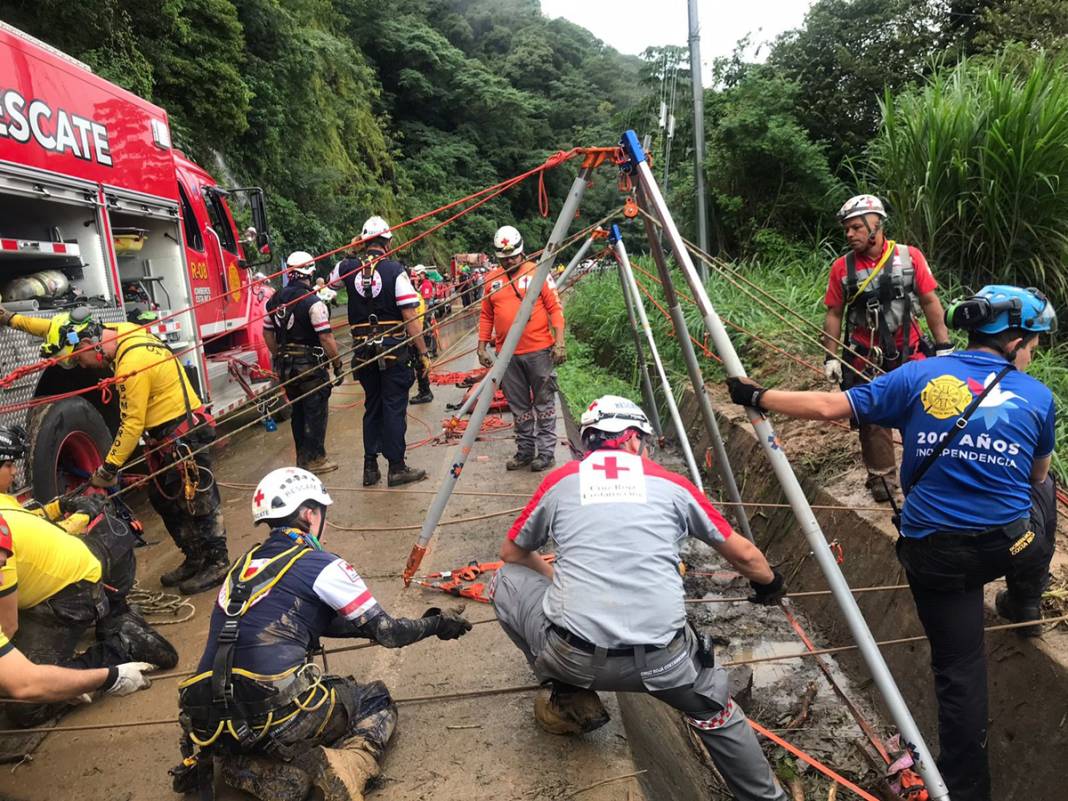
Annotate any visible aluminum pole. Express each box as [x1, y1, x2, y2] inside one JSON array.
[[557, 233, 596, 291], [449, 373, 491, 420], [637, 186, 754, 542], [621, 131, 949, 800], [614, 249, 665, 439], [687, 0, 710, 277], [611, 226, 702, 489], [402, 168, 592, 585]]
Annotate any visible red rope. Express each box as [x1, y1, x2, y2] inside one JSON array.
[[749, 719, 881, 801]]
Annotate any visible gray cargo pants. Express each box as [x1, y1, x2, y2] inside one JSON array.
[[490, 564, 785, 801], [500, 347, 557, 459]]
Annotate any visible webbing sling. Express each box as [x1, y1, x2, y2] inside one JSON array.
[[211, 543, 312, 714]]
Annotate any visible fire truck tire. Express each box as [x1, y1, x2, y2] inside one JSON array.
[[27, 396, 111, 500]]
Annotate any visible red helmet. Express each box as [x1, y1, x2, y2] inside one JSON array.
[[0, 513, 12, 555]]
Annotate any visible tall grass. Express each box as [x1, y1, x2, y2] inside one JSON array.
[[867, 53, 1068, 304]]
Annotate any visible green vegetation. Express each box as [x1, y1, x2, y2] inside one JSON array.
[[3, 0, 639, 261]]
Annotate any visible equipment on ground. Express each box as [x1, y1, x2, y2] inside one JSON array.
[[945, 285, 1057, 334]]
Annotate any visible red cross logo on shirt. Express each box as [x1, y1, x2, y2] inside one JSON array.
[[254, 490, 265, 507], [593, 456, 629, 480]]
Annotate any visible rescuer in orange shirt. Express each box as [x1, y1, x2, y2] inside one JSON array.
[[478, 226, 566, 472]]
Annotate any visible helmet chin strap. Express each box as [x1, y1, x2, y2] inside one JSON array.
[[865, 217, 883, 246]]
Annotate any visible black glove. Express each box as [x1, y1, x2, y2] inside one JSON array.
[[726, 376, 767, 411], [60, 493, 107, 519], [423, 606, 472, 640], [747, 569, 786, 606]]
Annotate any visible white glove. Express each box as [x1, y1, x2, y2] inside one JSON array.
[[104, 662, 156, 696], [823, 358, 843, 384]]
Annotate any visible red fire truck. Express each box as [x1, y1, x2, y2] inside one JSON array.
[[0, 22, 279, 498]]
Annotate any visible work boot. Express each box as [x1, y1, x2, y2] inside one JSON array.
[[160, 556, 203, 588], [533, 681, 610, 736], [995, 589, 1043, 637], [866, 472, 896, 503], [387, 464, 427, 487], [506, 453, 534, 471], [178, 552, 231, 596], [220, 754, 311, 801], [113, 611, 179, 669], [363, 458, 381, 487], [530, 454, 555, 473], [410, 388, 434, 405], [298, 741, 380, 801], [305, 456, 340, 475]]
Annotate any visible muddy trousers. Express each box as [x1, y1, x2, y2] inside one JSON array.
[[9, 581, 131, 727], [896, 479, 1056, 801], [283, 371, 331, 465], [147, 424, 228, 564], [500, 347, 557, 459], [489, 564, 784, 801], [356, 361, 414, 467]]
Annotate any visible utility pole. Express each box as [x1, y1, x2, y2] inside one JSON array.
[[688, 0, 710, 280]]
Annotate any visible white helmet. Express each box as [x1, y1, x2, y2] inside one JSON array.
[[579, 395, 654, 439], [494, 225, 524, 258], [252, 467, 334, 525], [361, 215, 393, 241], [286, 251, 316, 277], [837, 194, 886, 223]]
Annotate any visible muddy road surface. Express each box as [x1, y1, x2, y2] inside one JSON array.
[[0, 322, 647, 801]]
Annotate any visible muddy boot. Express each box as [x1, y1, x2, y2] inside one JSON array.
[[387, 464, 426, 487], [866, 472, 896, 503], [363, 458, 381, 487], [506, 453, 534, 471], [995, 589, 1043, 637], [305, 456, 340, 475], [299, 740, 380, 801], [178, 551, 231, 596], [533, 681, 610, 736], [530, 454, 555, 473], [220, 753, 311, 801], [113, 611, 179, 669], [160, 556, 203, 588]]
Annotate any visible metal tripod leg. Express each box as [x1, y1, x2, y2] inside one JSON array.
[[557, 233, 596, 291], [402, 167, 593, 585], [610, 226, 703, 490], [620, 129, 949, 801], [637, 186, 753, 541], [615, 256, 665, 439]]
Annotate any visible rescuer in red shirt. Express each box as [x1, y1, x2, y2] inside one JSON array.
[[822, 194, 951, 501]]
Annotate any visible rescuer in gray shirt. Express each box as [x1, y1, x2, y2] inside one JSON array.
[[489, 395, 787, 801]]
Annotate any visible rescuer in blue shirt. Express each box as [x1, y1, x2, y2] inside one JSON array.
[[725, 285, 1057, 801]]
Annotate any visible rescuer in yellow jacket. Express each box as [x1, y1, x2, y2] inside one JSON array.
[[0, 307, 230, 595]]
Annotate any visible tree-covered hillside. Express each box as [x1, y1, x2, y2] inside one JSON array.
[[1, 0, 641, 262]]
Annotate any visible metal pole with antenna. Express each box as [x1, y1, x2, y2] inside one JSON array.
[[402, 167, 593, 585], [636, 186, 754, 541], [620, 129, 949, 801], [687, 0, 710, 278], [610, 225, 702, 488]]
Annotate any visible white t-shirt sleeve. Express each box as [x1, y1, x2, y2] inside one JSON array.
[[328, 262, 342, 286], [394, 272, 419, 307], [312, 558, 382, 624], [309, 300, 331, 332]]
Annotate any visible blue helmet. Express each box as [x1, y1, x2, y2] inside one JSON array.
[[946, 285, 1057, 335]]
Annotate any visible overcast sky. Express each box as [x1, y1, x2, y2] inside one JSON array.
[[540, 0, 815, 78]]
